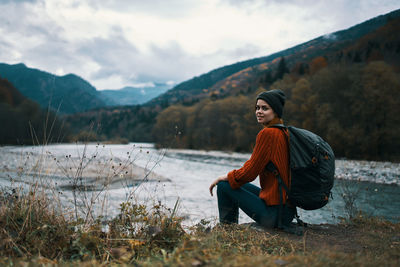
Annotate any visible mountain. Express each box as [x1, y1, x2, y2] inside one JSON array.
[[99, 83, 173, 106], [0, 63, 106, 114], [0, 77, 69, 144], [147, 8, 400, 107]]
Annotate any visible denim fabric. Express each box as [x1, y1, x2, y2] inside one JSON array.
[[216, 181, 295, 228]]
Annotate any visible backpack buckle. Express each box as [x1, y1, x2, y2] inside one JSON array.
[[311, 157, 318, 165]]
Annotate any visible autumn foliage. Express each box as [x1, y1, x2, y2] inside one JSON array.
[[153, 61, 400, 161]]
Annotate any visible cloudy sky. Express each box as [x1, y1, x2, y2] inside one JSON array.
[[0, 0, 399, 90]]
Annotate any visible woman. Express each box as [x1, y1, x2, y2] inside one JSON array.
[[209, 89, 295, 228]]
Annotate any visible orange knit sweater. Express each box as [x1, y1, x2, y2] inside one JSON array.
[[227, 118, 290, 206]]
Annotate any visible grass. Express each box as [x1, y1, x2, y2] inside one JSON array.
[[0, 186, 71, 259], [0, 186, 399, 266], [0, 186, 186, 265]]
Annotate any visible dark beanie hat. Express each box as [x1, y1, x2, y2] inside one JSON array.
[[256, 89, 286, 118]]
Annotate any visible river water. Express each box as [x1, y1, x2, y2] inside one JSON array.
[[0, 143, 399, 226]]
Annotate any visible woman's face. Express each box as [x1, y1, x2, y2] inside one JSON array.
[[255, 99, 276, 125]]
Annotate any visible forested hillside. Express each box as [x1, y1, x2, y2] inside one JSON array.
[[0, 63, 106, 114], [67, 10, 400, 161], [0, 78, 69, 144], [153, 61, 400, 160], [65, 105, 158, 143]]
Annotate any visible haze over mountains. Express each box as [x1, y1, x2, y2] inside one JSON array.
[[99, 83, 172, 107]]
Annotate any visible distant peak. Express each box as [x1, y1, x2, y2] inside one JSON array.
[[13, 63, 27, 68], [61, 73, 77, 78]]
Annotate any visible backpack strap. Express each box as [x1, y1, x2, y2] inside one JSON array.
[[266, 161, 306, 233], [269, 123, 286, 128], [265, 161, 290, 194], [266, 124, 289, 229], [265, 161, 290, 229]]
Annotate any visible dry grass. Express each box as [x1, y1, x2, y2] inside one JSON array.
[[0, 188, 399, 266], [0, 186, 71, 259], [0, 186, 187, 265]]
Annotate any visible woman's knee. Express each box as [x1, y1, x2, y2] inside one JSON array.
[[216, 180, 231, 196]]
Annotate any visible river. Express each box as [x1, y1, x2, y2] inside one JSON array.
[[0, 143, 399, 226]]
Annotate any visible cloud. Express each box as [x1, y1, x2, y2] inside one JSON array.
[[0, 0, 399, 90], [223, 0, 400, 32], [0, 0, 212, 89], [74, 28, 206, 89], [87, 0, 200, 17], [323, 33, 337, 41], [0, 0, 39, 3]]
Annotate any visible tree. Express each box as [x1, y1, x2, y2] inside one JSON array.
[[285, 78, 317, 130], [356, 61, 400, 159], [152, 105, 188, 147], [275, 57, 289, 81], [309, 56, 328, 74]]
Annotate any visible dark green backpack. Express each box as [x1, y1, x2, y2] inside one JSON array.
[[266, 125, 335, 229]]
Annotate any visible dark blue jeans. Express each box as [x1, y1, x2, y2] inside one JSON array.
[[217, 181, 295, 228]]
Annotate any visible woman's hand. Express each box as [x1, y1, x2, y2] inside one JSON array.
[[209, 175, 228, 196]]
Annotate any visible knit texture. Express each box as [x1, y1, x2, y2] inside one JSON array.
[[227, 118, 290, 206]]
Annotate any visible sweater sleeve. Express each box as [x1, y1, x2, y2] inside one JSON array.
[[227, 128, 277, 189]]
